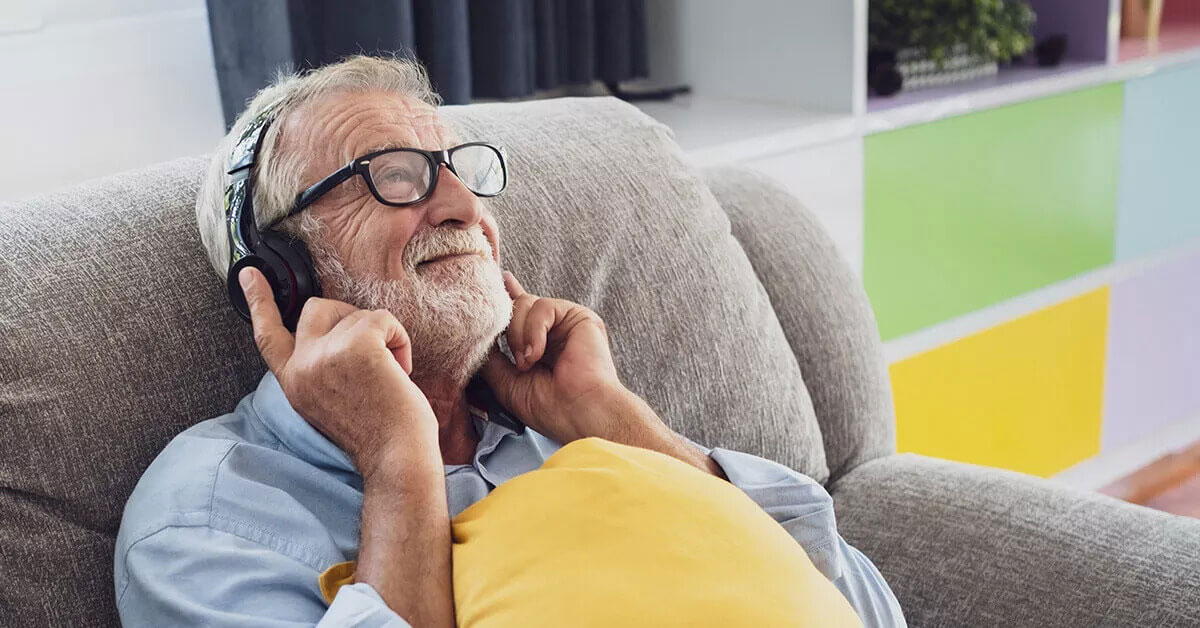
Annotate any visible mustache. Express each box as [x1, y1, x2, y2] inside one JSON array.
[[403, 226, 492, 270]]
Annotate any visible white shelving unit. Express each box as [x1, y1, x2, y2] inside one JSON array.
[[634, 0, 1200, 491], [638, 0, 1200, 174], [635, 0, 1200, 281], [636, 41, 1200, 276], [635, 97, 855, 165]]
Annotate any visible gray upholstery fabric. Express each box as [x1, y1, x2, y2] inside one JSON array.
[[0, 96, 826, 625], [830, 453, 1200, 627], [443, 98, 826, 479], [704, 168, 896, 482], [0, 158, 263, 625], [6, 92, 1195, 628]]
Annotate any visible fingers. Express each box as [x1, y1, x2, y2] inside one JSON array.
[[295, 297, 361, 341], [502, 271, 605, 371], [503, 270, 542, 368], [479, 348, 520, 409], [506, 295, 534, 368], [239, 267, 296, 375], [287, 292, 413, 375], [369, 310, 414, 375], [502, 270, 526, 300], [342, 308, 414, 375], [521, 297, 564, 368]]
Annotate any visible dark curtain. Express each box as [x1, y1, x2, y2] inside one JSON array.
[[206, 0, 648, 126]]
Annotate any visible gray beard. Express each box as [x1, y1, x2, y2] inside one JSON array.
[[306, 227, 513, 387]]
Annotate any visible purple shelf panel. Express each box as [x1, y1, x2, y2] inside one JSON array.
[[1102, 250, 1200, 451], [1027, 0, 1111, 62]]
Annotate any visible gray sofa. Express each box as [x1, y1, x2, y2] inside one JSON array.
[[1, 97, 1197, 627]]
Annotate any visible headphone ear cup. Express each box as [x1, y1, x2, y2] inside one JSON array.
[[225, 233, 321, 333], [225, 249, 297, 331], [258, 229, 321, 330]]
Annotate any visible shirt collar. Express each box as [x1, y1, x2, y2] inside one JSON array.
[[250, 372, 356, 474], [249, 372, 528, 477]]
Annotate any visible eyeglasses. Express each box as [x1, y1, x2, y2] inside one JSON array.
[[265, 142, 508, 229]]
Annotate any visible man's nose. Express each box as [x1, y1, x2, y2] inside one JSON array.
[[424, 164, 483, 229]]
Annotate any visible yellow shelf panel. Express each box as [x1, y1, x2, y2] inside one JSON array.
[[891, 288, 1110, 477]]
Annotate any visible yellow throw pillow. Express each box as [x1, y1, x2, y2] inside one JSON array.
[[450, 437, 862, 628]]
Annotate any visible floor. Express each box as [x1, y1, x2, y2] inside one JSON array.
[[1101, 439, 1200, 518]]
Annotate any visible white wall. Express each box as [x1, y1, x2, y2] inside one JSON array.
[[643, 0, 860, 113], [0, 0, 224, 201]]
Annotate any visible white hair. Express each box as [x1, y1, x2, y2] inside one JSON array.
[[194, 55, 441, 278]]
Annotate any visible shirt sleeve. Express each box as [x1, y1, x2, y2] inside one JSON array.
[[709, 447, 907, 628], [116, 525, 411, 627]]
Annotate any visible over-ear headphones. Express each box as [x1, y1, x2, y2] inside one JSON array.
[[223, 102, 321, 332]]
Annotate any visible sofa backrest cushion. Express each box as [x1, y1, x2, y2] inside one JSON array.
[[0, 96, 825, 624]]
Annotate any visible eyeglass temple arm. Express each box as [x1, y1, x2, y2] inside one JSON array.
[[264, 164, 357, 231]]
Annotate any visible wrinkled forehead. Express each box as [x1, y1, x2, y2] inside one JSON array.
[[279, 89, 460, 173]]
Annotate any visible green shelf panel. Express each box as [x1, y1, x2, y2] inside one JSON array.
[[864, 84, 1122, 341]]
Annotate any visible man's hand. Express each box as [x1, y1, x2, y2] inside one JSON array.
[[480, 271, 725, 478], [479, 271, 625, 443], [238, 267, 438, 477], [240, 267, 455, 627]]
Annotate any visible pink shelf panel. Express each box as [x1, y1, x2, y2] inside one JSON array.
[[1120, 23, 1200, 61]]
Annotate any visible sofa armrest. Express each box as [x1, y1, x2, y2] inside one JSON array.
[[702, 167, 896, 483], [829, 453, 1200, 627]]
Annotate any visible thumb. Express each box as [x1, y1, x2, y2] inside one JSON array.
[[239, 266, 295, 374]]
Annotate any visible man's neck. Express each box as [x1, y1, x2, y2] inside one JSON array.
[[412, 374, 479, 466]]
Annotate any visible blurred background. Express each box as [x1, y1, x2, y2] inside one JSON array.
[[1, 0, 1197, 515]]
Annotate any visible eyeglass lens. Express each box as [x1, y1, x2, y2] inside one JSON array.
[[450, 145, 505, 196], [367, 146, 503, 204]]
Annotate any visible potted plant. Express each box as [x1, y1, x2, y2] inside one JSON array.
[[869, 0, 1036, 97]]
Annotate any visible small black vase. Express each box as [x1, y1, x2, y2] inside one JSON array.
[[867, 47, 903, 97]]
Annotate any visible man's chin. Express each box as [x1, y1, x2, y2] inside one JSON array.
[[314, 250, 511, 384], [405, 286, 511, 384], [408, 321, 505, 385]]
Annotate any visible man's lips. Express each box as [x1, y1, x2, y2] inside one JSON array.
[[417, 251, 487, 267]]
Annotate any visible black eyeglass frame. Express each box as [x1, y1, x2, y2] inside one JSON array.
[[264, 142, 508, 230]]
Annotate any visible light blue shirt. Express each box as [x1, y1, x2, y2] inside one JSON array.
[[115, 373, 905, 627]]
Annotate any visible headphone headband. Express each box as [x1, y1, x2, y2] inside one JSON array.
[[223, 99, 320, 332], [225, 99, 282, 265]]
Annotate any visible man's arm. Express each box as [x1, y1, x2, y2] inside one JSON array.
[[117, 525, 411, 627], [238, 267, 455, 626], [706, 447, 907, 628], [114, 437, 448, 628], [355, 447, 452, 624], [570, 385, 727, 478], [478, 272, 903, 625]]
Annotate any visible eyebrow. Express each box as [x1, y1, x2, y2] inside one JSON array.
[[357, 140, 472, 158], [358, 140, 415, 156]]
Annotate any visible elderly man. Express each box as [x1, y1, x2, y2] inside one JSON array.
[[115, 56, 905, 627]]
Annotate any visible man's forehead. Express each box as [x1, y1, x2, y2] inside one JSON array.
[[284, 90, 459, 165]]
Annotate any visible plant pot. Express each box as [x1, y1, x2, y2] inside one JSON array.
[[895, 44, 998, 91]]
